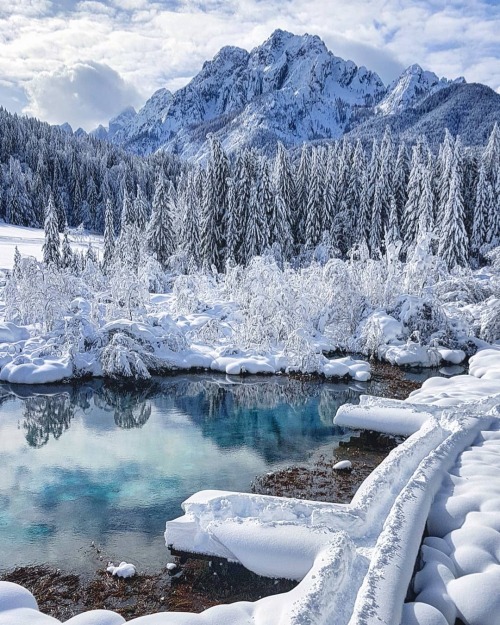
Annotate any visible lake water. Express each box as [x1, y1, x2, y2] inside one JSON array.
[[0, 371, 448, 575]]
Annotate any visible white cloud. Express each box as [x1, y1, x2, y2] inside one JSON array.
[[0, 0, 498, 129], [24, 61, 143, 130]]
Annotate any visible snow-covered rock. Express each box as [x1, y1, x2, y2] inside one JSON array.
[[0, 356, 72, 384], [106, 562, 136, 579], [0, 322, 29, 344]]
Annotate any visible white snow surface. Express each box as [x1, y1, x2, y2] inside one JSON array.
[[0, 223, 103, 271], [106, 563, 136, 579], [4, 350, 500, 623]]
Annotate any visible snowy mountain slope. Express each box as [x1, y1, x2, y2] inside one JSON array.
[[102, 30, 387, 158], [345, 82, 500, 146], [376, 64, 463, 115], [92, 30, 484, 157]]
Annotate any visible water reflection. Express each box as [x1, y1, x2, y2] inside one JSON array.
[[0, 374, 370, 574], [23, 395, 76, 448]]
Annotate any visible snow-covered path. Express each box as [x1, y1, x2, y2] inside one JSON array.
[[2, 350, 500, 624], [406, 419, 500, 625]]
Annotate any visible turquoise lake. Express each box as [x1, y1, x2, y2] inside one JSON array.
[[0, 373, 417, 575]]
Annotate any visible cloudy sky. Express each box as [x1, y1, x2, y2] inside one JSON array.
[[1, 0, 499, 130]]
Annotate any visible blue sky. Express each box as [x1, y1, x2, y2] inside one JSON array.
[[0, 0, 499, 130]]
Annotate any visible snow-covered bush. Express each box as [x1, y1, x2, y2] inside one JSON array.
[[479, 297, 500, 344], [393, 295, 447, 345], [284, 329, 324, 373], [100, 332, 154, 380], [5, 258, 81, 332], [108, 263, 148, 321]]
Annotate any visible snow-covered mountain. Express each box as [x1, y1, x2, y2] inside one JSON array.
[[97, 30, 389, 158], [375, 64, 464, 116], [93, 30, 470, 158], [346, 82, 500, 147]]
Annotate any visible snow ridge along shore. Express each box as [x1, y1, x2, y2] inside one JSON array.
[[2, 349, 500, 624]]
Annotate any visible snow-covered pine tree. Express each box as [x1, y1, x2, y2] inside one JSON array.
[[322, 150, 338, 243], [178, 168, 201, 268], [134, 185, 150, 231], [471, 162, 490, 259], [42, 192, 61, 267], [259, 160, 273, 252], [103, 199, 115, 272], [61, 231, 73, 269], [483, 122, 500, 189], [356, 166, 371, 247], [437, 161, 468, 269], [295, 144, 310, 244], [86, 176, 98, 231], [6, 158, 33, 226], [271, 142, 294, 259], [245, 178, 264, 262], [393, 142, 409, 219], [121, 188, 134, 231], [305, 148, 324, 249], [227, 152, 249, 264], [86, 243, 97, 266], [147, 174, 174, 270], [386, 194, 401, 247], [369, 129, 394, 257], [12, 246, 21, 280], [200, 135, 230, 272], [436, 129, 455, 230], [417, 156, 434, 237], [402, 138, 428, 254]]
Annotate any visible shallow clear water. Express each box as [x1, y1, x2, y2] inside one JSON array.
[[0, 366, 452, 575], [0, 374, 377, 575]]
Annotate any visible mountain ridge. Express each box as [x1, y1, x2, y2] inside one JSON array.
[[84, 29, 493, 158]]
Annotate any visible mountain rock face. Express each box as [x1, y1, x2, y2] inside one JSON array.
[[376, 64, 464, 115], [95, 30, 477, 158], [347, 82, 500, 147]]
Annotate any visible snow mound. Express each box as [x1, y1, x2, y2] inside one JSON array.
[[64, 611, 125, 624], [333, 460, 352, 470], [106, 562, 136, 578], [0, 322, 29, 344], [0, 356, 72, 384]]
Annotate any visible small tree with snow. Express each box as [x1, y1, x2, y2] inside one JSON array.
[[103, 199, 115, 272], [61, 231, 73, 269], [42, 193, 61, 267]]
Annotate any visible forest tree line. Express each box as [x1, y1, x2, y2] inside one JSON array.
[[1, 106, 499, 273]]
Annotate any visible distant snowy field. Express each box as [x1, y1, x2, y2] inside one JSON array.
[[0, 223, 103, 270]]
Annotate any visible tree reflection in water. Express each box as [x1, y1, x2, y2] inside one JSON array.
[[20, 381, 159, 447], [23, 395, 75, 448], [15, 375, 368, 452]]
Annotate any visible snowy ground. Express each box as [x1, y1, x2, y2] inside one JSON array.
[[0, 223, 103, 271], [2, 349, 500, 624]]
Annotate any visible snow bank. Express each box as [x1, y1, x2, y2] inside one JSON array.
[[382, 342, 441, 367], [335, 395, 435, 436], [0, 322, 29, 344], [0, 356, 72, 384], [406, 421, 500, 625]]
